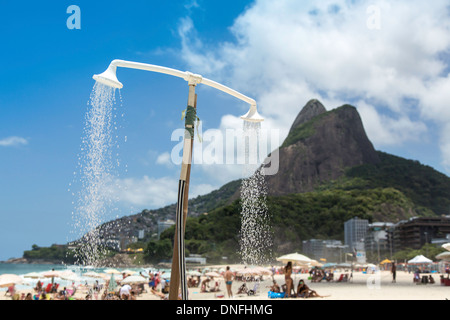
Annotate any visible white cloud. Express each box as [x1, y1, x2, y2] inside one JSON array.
[[177, 0, 450, 172], [0, 136, 28, 147], [156, 152, 173, 168], [357, 101, 427, 147], [109, 175, 217, 208]]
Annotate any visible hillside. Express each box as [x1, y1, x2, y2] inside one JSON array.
[[159, 186, 426, 261]]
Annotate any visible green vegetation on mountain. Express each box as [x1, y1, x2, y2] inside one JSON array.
[[324, 151, 450, 216], [147, 186, 423, 264], [281, 105, 355, 148], [23, 244, 76, 264]]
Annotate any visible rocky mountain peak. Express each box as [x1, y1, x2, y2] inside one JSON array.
[[289, 99, 327, 133], [266, 101, 380, 195]]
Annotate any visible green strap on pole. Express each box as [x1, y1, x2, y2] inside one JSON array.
[[181, 106, 202, 142]]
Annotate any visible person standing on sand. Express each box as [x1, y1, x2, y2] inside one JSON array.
[[391, 262, 397, 283], [224, 266, 234, 298], [284, 261, 295, 297]]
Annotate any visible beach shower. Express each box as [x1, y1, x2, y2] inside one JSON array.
[[92, 59, 263, 300]]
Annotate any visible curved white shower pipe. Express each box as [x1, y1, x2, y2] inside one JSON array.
[[93, 59, 263, 122]]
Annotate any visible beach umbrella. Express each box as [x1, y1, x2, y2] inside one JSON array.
[[120, 275, 147, 284], [408, 255, 433, 264], [59, 270, 77, 278], [236, 268, 261, 276], [188, 270, 202, 277], [442, 243, 450, 251], [276, 252, 312, 265], [104, 268, 121, 274], [61, 273, 82, 282], [310, 260, 323, 267], [0, 274, 23, 287], [108, 274, 117, 292], [43, 270, 62, 278], [83, 271, 103, 278], [23, 272, 43, 279], [436, 252, 450, 261], [380, 259, 392, 264], [253, 267, 272, 275], [205, 272, 221, 277]]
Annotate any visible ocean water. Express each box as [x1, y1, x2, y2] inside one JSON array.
[[0, 263, 68, 276]]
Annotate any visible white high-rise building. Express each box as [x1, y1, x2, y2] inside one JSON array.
[[344, 217, 369, 253]]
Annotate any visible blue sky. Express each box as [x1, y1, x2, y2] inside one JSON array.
[[1, 0, 450, 261]]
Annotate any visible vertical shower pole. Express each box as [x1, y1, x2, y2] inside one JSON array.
[[169, 83, 197, 300]]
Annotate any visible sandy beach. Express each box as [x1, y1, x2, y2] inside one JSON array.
[[2, 267, 449, 301]]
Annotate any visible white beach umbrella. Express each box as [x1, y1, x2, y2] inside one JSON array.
[[83, 271, 104, 278], [120, 275, 147, 284], [442, 243, 450, 251], [236, 268, 261, 276], [188, 270, 202, 277], [276, 252, 312, 265], [59, 270, 77, 277], [23, 272, 43, 279], [61, 273, 82, 282], [205, 272, 221, 277], [104, 268, 122, 274], [436, 252, 450, 261], [252, 267, 272, 275], [43, 270, 62, 278], [0, 274, 23, 288]]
